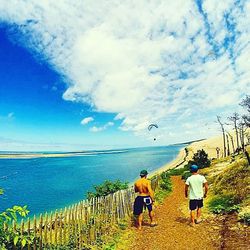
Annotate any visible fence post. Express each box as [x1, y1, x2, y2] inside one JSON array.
[[27, 218, 31, 250], [44, 213, 48, 248], [54, 211, 58, 245], [39, 214, 43, 250], [49, 212, 53, 246], [33, 215, 37, 250]]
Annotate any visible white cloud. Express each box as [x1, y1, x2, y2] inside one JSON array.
[[90, 121, 114, 132], [81, 117, 94, 125], [0, 0, 249, 143]]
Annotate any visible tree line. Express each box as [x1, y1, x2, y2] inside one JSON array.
[[217, 95, 250, 164]]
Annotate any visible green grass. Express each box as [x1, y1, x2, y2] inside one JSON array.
[[205, 150, 250, 217], [208, 194, 240, 214]]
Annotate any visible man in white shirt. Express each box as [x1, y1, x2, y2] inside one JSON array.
[[185, 164, 208, 227]]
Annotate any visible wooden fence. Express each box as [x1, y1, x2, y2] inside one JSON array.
[[4, 176, 160, 249]]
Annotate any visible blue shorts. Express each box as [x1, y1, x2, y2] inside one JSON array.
[[189, 199, 203, 210], [133, 196, 153, 215]]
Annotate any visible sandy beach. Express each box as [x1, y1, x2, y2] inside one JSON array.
[[187, 135, 224, 160], [149, 133, 230, 178]]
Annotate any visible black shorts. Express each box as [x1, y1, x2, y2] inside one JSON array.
[[189, 199, 203, 210], [133, 196, 153, 215]]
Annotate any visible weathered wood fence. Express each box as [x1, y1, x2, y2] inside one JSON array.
[[5, 176, 160, 249]]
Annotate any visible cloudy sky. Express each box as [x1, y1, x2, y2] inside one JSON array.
[[0, 0, 249, 151]]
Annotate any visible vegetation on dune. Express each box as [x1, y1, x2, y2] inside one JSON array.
[[199, 148, 250, 224], [212, 160, 249, 203], [208, 195, 241, 214], [159, 172, 172, 192], [87, 180, 129, 199], [154, 172, 172, 203], [165, 149, 211, 181]]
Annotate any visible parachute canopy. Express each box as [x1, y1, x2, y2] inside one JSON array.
[[148, 124, 158, 131]]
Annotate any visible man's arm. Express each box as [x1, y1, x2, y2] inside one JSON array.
[[147, 180, 154, 202], [203, 182, 208, 198], [134, 183, 139, 193], [185, 184, 189, 198]]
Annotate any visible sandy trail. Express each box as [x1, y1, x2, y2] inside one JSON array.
[[128, 176, 217, 250]]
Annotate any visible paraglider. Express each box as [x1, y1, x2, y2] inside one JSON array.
[[148, 124, 158, 131], [148, 124, 158, 141]]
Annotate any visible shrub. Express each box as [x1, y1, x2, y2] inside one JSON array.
[[0, 188, 32, 249], [87, 180, 129, 199], [154, 172, 173, 203], [208, 195, 240, 214], [189, 149, 211, 169], [160, 172, 172, 191]]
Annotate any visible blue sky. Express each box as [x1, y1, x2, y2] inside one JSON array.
[[0, 26, 138, 150], [0, 0, 249, 151]]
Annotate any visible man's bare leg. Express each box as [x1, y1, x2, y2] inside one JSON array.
[[197, 208, 201, 219], [190, 210, 195, 226], [137, 213, 143, 229], [149, 210, 156, 225], [196, 208, 202, 223]]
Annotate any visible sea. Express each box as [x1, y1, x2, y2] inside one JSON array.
[[0, 145, 183, 216]]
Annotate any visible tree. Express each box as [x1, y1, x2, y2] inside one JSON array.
[[239, 96, 250, 166], [189, 149, 211, 169], [239, 119, 248, 151], [228, 113, 240, 150], [226, 131, 235, 153], [226, 134, 230, 156], [240, 95, 250, 127], [217, 116, 227, 157]]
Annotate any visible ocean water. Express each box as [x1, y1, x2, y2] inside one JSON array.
[[0, 146, 183, 216]]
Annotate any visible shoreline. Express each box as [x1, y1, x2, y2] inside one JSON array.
[[149, 147, 187, 177], [147, 134, 225, 180]]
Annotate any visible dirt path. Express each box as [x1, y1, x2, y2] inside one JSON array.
[[127, 176, 219, 250]]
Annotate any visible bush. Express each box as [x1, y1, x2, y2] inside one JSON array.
[[154, 172, 173, 203], [0, 188, 32, 249], [87, 180, 129, 199], [189, 149, 211, 169], [208, 195, 240, 214], [160, 172, 172, 192]]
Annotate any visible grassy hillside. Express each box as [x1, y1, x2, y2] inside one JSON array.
[[200, 146, 250, 224]]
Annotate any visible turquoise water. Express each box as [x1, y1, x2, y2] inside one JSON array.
[[0, 146, 183, 216]]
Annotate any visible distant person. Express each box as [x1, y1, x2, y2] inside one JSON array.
[[133, 170, 157, 229], [185, 164, 208, 227]]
